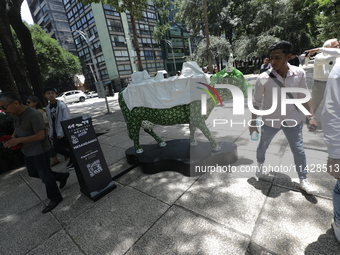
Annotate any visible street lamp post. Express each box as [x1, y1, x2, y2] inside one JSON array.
[[74, 30, 110, 114], [165, 39, 176, 71]]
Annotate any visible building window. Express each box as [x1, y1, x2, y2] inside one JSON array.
[[139, 24, 150, 35], [115, 50, 129, 61], [148, 12, 156, 20], [155, 51, 163, 60], [67, 10, 74, 22], [103, 4, 120, 16], [144, 51, 155, 60], [156, 62, 164, 68], [92, 41, 102, 54], [96, 55, 105, 63], [100, 69, 109, 80], [36, 10, 43, 21], [141, 38, 153, 48], [78, 3, 84, 14], [88, 26, 98, 38], [107, 19, 124, 32], [111, 35, 126, 47], [118, 64, 132, 75], [42, 5, 47, 13]]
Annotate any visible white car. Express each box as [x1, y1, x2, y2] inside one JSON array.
[[56, 90, 86, 103], [86, 91, 98, 98]]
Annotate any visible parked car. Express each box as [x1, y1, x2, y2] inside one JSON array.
[[56, 90, 86, 104], [86, 91, 98, 98]]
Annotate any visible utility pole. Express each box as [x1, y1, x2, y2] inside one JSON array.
[[74, 30, 110, 114]]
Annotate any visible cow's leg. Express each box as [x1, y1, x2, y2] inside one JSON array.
[[189, 124, 198, 146], [196, 120, 221, 151], [143, 129, 166, 147], [127, 122, 143, 153]]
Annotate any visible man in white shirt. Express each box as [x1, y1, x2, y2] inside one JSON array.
[[305, 45, 340, 243], [311, 38, 339, 115], [249, 41, 318, 194], [321, 57, 340, 244]]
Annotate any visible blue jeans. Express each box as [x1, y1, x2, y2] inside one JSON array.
[[333, 180, 340, 224], [257, 121, 307, 179], [24, 151, 66, 201]]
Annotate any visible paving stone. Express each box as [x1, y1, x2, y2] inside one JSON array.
[[0, 170, 40, 217], [176, 173, 270, 236], [66, 186, 169, 254], [27, 230, 82, 255], [0, 205, 61, 254], [129, 171, 200, 204], [126, 205, 250, 255], [251, 185, 335, 255]]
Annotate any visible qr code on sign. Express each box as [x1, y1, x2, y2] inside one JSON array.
[[87, 159, 103, 177]]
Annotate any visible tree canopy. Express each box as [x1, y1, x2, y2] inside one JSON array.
[[28, 24, 81, 90]]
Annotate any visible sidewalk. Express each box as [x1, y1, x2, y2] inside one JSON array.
[[1, 64, 339, 255]]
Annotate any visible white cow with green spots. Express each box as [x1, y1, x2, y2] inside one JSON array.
[[119, 68, 248, 153]]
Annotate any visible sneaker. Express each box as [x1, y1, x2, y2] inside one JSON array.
[[332, 220, 340, 244], [299, 179, 318, 195], [66, 160, 74, 170], [256, 163, 269, 179]]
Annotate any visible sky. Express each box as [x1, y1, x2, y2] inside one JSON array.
[[21, 0, 34, 25]]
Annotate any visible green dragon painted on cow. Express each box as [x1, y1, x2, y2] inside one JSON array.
[[119, 66, 248, 153]]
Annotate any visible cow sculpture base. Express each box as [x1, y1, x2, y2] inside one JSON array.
[[125, 139, 238, 177]]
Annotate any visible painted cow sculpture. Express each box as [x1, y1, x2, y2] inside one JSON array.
[[119, 68, 248, 153]]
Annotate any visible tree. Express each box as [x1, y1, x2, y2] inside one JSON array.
[[81, 0, 148, 71], [202, 0, 212, 72], [0, 0, 32, 100], [192, 36, 231, 68], [0, 49, 18, 96], [29, 24, 81, 91], [7, 0, 45, 101], [315, 0, 340, 44]]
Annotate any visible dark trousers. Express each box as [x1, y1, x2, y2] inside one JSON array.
[[52, 136, 71, 158], [24, 151, 67, 201]]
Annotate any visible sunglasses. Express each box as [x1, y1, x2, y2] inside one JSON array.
[[0, 101, 14, 110], [26, 100, 32, 104]]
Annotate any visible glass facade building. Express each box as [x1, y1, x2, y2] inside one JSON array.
[[27, 0, 77, 55], [27, 0, 190, 91]]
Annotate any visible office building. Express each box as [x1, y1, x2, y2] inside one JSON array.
[[27, 0, 77, 55], [27, 0, 191, 91]]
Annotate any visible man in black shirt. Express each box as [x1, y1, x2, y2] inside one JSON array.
[[0, 92, 69, 213]]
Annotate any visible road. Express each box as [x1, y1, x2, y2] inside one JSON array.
[[67, 95, 120, 119]]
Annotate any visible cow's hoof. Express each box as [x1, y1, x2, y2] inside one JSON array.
[[159, 142, 167, 147], [213, 145, 221, 151], [136, 148, 144, 154], [190, 140, 198, 146]]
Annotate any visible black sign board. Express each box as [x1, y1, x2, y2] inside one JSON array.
[[61, 116, 116, 201]]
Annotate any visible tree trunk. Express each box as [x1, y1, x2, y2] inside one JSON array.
[[130, 14, 143, 71], [0, 54, 19, 96], [203, 0, 212, 72], [8, 0, 45, 105], [0, 0, 32, 101]]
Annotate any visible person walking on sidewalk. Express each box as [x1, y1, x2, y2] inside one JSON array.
[[0, 92, 69, 213], [26, 95, 60, 167], [249, 41, 318, 194], [311, 38, 339, 115], [44, 87, 74, 170], [321, 57, 340, 244], [259, 58, 272, 73]]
